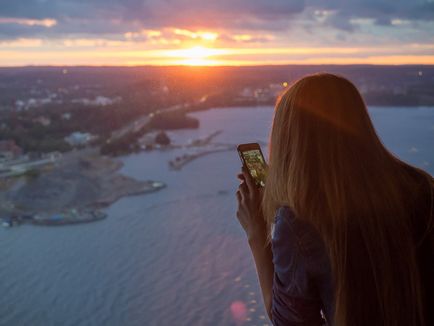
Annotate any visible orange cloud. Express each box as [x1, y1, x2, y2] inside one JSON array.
[[173, 29, 218, 41], [0, 38, 44, 47], [0, 17, 57, 27]]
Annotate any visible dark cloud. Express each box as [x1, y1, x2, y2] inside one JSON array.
[[0, 22, 51, 39], [0, 0, 432, 40], [316, 0, 434, 31]]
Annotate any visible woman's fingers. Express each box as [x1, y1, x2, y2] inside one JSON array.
[[238, 181, 248, 198], [236, 189, 242, 203], [242, 168, 256, 194]]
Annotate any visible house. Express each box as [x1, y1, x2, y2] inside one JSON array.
[[0, 140, 23, 161], [64, 132, 94, 146], [62, 113, 72, 120], [33, 116, 51, 127]]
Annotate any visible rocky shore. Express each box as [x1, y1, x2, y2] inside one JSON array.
[[0, 149, 165, 220]]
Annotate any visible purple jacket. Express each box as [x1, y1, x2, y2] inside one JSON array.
[[271, 206, 334, 325]]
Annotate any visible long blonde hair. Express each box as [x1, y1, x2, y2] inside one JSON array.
[[263, 73, 433, 326]]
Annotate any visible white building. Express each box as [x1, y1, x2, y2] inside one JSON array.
[[64, 132, 94, 147]]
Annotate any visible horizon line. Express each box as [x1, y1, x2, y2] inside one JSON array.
[[1, 63, 433, 69]]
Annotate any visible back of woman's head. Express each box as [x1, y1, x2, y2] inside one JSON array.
[[263, 73, 433, 326]]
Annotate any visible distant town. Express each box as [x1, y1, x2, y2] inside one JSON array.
[[1, 65, 433, 226], [1, 65, 433, 157]]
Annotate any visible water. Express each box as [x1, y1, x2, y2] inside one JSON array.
[[0, 106, 433, 326]]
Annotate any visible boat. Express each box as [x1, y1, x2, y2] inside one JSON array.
[[152, 181, 165, 189], [1, 217, 12, 228]]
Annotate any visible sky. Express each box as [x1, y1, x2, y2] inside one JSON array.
[[0, 0, 433, 66]]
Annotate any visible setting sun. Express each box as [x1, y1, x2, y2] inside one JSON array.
[[165, 46, 229, 66]]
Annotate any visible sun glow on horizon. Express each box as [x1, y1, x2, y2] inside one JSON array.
[[1, 39, 434, 66], [165, 46, 229, 66]]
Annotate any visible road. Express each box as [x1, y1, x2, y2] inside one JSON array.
[[108, 95, 209, 142]]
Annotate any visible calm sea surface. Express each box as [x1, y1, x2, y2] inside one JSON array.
[[1, 106, 433, 326]]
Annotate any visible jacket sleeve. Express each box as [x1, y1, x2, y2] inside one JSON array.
[[271, 206, 331, 326]]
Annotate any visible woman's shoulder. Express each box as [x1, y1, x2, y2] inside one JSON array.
[[273, 206, 323, 249], [272, 206, 331, 278]]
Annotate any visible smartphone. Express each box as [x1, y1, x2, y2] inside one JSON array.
[[237, 143, 267, 187]]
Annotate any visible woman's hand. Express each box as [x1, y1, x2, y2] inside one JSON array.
[[236, 168, 267, 242], [236, 168, 274, 320]]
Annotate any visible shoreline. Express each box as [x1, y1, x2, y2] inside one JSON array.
[[186, 104, 434, 116], [3, 103, 431, 228]]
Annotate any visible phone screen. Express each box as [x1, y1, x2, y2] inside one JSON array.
[[241, 149, 266, 187]]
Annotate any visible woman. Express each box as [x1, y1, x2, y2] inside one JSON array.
[[235, 73, 433, 326]]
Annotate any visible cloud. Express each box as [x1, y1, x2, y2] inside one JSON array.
[[0, 17, 56, 27], [313, 0, 434, 31], [0, 0, 432, 42]]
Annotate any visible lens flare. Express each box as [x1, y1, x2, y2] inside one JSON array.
[[230, 301, 248, 325]]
